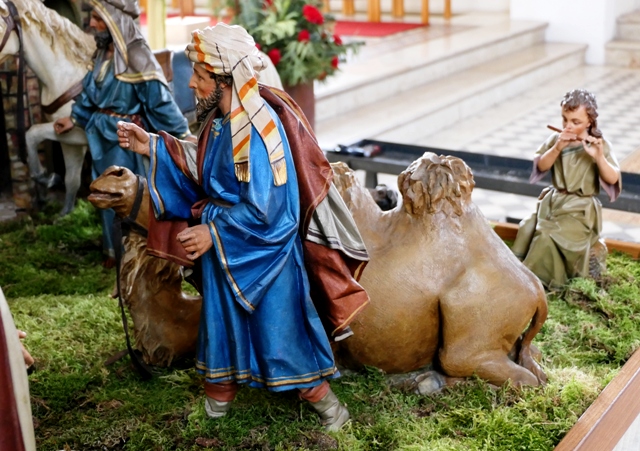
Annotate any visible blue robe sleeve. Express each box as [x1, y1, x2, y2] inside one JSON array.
[[207, 121, 300, 313], [134, 80, 190, 138], [70, 73, 95, 129], [147, 134, 201, 220]]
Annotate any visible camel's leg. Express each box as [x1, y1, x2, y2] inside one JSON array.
[[441, 345, 540, 388], [517, 291, 548, 385], [438, 275, 547, 388], [478, 354, 539, 387], [414, 370, 465, 395], [508, 339, 542, 363], [59, 143, 87, 216], [517, 346, 546, 386]]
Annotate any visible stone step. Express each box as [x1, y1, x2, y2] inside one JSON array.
[[314, 20, 547, 123], [606, 40, 640, 67], [315, 42, 586, 149], [617, 9, 640, 41]]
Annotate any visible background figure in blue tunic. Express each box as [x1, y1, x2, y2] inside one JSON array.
[[54, 0, 193, 264], [116, 23, 351, 432]]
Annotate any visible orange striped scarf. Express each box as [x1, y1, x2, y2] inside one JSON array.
[[186, 24, 287, 186]]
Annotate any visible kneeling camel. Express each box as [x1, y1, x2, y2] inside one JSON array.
[[331, 153, 548, 391]]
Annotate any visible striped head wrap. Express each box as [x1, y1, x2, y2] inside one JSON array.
[[186, 23, 286, 186]]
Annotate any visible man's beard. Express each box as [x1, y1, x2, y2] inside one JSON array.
[[196, 83, 224, 123], [91, 29, 113, 50]]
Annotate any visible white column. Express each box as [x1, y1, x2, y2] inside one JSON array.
[[510, 0, 640, 64], [147, 0, 167, 50]]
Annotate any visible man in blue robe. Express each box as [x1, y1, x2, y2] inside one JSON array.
[[115, 23, 356, 431], [54, 0, 192, 262]]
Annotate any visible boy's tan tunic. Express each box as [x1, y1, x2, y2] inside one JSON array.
[[512, 133, 622, 288]]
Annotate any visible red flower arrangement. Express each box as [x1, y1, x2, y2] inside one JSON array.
[[267, 48, 282, 65], [298, 29, 310, 42], [234, 0, 360, 85], [302, 4, 324, 25]]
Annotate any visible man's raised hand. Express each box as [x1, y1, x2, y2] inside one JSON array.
[[117, 121, 151, 157]]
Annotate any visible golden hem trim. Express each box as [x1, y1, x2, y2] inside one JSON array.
[[353, 261, 367, 281], [196, 362, 338, 387], [331, 295, 370, 336], [196, 360, 338, 380], [208, 222, 255, 311], [271, 158, 287, 186], [174, 139, 192, 181], [234, 161, 250, 183], [148, 136, 166, 217], [115, 72, 166, 84], [233, 155, 288, 187]]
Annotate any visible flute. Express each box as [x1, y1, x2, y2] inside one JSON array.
[[547, 125, 593, 146]]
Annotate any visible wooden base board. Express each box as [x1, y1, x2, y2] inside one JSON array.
[[491, 222, 640, 259], [491, 220, 640, 449], [554, 348, 640, 451]]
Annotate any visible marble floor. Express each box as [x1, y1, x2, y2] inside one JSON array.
[[410, 65, 640, 243], [420, 67, 640, 162]]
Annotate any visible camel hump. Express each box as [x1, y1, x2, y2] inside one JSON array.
[[398, 153, 475, 217]]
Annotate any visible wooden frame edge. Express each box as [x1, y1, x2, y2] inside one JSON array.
[[490, 220, 640, 449], [490, 222, 640, 259], [554, 349, 640, 450]]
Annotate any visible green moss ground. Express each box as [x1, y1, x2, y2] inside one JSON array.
[[3, 201, 640, 450]]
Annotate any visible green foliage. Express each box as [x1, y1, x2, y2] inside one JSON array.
[[233, 0, 361, 85], [5, 208, 640, 449], [0, 200, 113, 298]]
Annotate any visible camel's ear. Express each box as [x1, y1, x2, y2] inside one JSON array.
[[397, 171, 406, 194], [398, 171, 412, 214], [400, 172, 425, 216], [331, 162, 358, 201], [409, 180, 426, 216]]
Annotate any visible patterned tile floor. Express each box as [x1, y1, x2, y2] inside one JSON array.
[[465, 68, 640, 161], [415, 66, 640, 243]]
